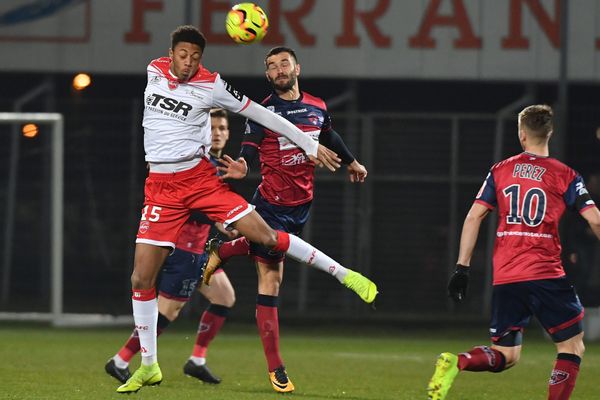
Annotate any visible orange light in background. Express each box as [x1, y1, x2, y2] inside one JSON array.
[[22, 123, 39, 138], [73, 73, 92, 91]]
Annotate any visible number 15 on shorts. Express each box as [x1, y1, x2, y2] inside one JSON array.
[[141, 205, 162, 222]]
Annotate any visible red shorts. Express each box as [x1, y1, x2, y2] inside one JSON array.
[[136, 159, 253, 248]]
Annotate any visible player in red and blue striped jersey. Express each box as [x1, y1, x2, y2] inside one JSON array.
[[427, 105, 600, 400], [201, 47, 370, 393]]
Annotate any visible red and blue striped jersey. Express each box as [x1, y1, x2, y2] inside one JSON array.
[[476, 152, 595, 285], [242, 91, 332, 206]]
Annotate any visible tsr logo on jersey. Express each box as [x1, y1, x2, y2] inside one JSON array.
[[146, 93, 192, 116]]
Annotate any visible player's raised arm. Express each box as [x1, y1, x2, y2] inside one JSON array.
[[319, 128, 367, 182], [239, 101, 341, 171]]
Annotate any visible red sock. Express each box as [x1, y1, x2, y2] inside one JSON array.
[[548, 353, 581, 400], [272, 231, 290, 253], [192, 304, 230, 358], [117, 313, 171, 362], [458, 346, 506, 372], [256, 295, 283, 371], [218, 237, 250, 262]]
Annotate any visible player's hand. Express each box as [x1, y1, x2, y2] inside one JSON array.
[[347, 160, 368, 183], [218, 155, 248, 179], [309, 144, 341, 172], [448, 264, 470, 302]]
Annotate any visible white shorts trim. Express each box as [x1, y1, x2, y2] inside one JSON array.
[[223, 203, 255, 228], [136, 238, 176, 249]]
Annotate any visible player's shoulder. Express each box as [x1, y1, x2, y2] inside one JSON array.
[[301, 91, 327, 110], [490, 153, 523, 172], [189, 65, 218, 84], [147, 57, 171, 75], [260, 93, 275, 106]]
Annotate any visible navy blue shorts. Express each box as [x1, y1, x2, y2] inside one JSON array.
[[157, 248, 206, 301], [490, 277, 584, 345], [250, 190, 311, 263]]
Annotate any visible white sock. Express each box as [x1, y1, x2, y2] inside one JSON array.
[[132, 297, 158, 366], [287, 234, 349, 282], [113, 354, 129, 369], [189, 356, 206, 366]]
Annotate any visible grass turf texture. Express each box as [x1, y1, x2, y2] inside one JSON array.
[[1, 323, 598, 399]]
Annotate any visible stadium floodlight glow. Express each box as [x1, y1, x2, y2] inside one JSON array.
[[72, 73, 91, 91], [22, 123, 39, 138]]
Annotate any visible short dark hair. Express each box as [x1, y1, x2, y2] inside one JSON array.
[[264, 46, 298, 66], [519, 104, 553, 138], [171, 25, 206, 52], [210, 108, 228, 119]]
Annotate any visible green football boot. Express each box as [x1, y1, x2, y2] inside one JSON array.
[[427, 353, 459, 400], [342, 270, 378, 303], [116, 362, 162, 394]]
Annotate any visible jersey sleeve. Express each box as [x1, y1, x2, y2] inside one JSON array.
[[474, 171, 497, 209], [211, 74, 251, 113], [321, 110, 333, 133], [564, 175, 596, 213]]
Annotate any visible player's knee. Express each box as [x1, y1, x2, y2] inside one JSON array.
[[130, 270, 154, 290], [223, 290, 236, 308], [503, 352, 520, 368]]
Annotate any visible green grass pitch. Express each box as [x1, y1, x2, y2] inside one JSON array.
[[1, 323, 598, 399]]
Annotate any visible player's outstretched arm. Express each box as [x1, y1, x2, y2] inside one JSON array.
[[581, 206, 600, 240], [239, 101, 341, 171]]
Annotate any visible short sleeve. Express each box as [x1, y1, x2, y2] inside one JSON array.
[[475, 171, 497, 209], [564, 175, 596, 213]]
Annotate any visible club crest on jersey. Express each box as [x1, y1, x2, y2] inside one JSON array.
[[168, 80, 179, 90], [150, 75, 161, 85]]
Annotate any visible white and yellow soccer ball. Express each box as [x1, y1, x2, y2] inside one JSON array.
[[225, 3, 269, 44]]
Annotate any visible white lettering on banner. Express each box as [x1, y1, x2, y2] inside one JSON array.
[[4, 0, 600, 80]]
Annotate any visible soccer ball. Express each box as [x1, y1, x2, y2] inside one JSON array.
[[225, 3, 269, 44]]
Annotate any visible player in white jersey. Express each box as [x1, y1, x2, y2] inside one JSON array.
[[116, 25, 378, 394]]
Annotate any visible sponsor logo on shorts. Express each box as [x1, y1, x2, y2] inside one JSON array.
[[227, 205, 244, 217], [549, 369, 569, 385], [139, 221, 150, 234]]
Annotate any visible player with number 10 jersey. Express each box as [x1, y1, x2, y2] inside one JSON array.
[[476, 153, 595, 285]]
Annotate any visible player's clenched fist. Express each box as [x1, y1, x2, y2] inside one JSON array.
[[448, 264, 470, 302]]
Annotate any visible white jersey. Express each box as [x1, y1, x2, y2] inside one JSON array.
[[143, 57, 250, 162]]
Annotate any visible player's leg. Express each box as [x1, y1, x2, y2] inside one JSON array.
[[252, 258, 294, 393], [185, 270, 235, 384], [105, 300, 174, 384], [427, 283, 527, 400], [548, 333, 584, 400], [190, 178, 377, 302], [214, 211, 377, 303], [535, 278, 585, 400], [116, 243, 169, 393]]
